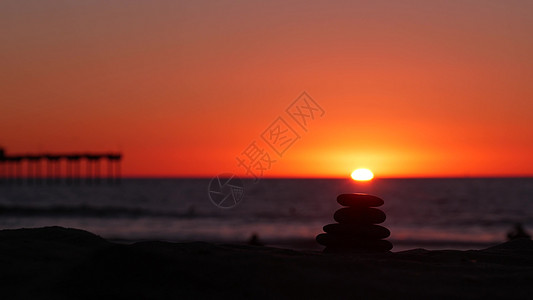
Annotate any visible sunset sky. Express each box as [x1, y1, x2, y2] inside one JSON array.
[[1, 1, 532, 177]]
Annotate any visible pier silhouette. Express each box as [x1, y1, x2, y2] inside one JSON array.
[[0, 148, 122, 185]]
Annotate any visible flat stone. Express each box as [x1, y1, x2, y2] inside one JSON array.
[[333, 207, 386, 224], [323, 242, 393, 253], [316, 233, 393, 251], [337, 193, 384, 207], [316, 233, 388, 246], [323, 223, 390, 239]]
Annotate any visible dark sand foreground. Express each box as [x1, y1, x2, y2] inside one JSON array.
[[1, 227, 533, 299]]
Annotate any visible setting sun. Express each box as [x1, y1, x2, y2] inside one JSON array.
[[351, 168, 374, 181]]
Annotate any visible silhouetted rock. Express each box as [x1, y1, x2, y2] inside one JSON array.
[[323, 223, 390, 239], [337, 193, 384, 207], [316, 233, 393, 248], [334, 207, 386, 224], [323, 243, 393, 254], [316, 193, 392, 253], [0, 226, 110, 248]]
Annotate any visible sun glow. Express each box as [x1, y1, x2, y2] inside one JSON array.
[[351, 168, 374, 181]]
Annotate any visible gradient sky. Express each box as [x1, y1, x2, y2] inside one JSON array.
[[1, 0, 532, 177]]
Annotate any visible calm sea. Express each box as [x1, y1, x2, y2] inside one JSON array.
[[1, 178, 532, 251]]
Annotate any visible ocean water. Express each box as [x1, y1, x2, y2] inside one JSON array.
[[1, 178, 532, 251]]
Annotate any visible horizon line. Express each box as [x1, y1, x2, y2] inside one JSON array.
[[117, 175, 533, 179]]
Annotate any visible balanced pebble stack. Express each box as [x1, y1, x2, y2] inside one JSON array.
[[316, 193, 392, 253]]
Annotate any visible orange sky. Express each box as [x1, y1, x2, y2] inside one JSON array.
[[1, 1, 532, 178]]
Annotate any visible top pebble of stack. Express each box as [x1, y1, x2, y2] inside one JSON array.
[[337, 193, 384, 207]]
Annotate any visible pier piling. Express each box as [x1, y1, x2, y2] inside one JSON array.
[[0, 148, 122, 185]]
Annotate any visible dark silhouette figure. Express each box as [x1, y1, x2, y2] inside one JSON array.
[[185, 205, 196, 217], [507, 223, 531, 240], [248, 233, 264, 246]]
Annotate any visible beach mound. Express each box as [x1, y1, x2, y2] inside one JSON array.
[[1, 227, 533, 299]]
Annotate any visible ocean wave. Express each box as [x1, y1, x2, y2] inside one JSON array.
[[0, 204, 196, 218]]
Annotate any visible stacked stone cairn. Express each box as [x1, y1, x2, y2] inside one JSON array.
[[316, 193, 392, 253]]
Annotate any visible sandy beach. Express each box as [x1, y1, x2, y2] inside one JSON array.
[[1, 226, 532, 299]]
